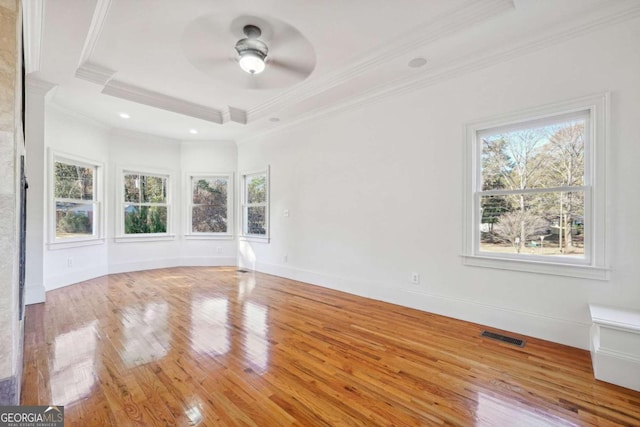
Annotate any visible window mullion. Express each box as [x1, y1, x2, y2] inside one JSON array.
[[479, 186, 589, 197]]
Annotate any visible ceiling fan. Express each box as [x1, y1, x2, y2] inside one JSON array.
[[182, 15, 317, 89], [235, 25, 268, 74]]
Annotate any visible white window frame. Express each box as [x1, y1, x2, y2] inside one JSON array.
[[185, 173, 234, 240], [240, 167, 270, 243], [462, 94, 609, 280], [48, 150, 104, 249], [116, 166, 175, 242]]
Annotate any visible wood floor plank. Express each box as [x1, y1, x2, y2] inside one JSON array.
[[20, 266, 640, 426]]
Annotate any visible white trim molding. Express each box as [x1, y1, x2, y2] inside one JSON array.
[[115, 165, 176, 239], [462, 93, 610, 280], [239, 167, 271, 243], [77, 0, 112, 67], [238, 258, 591, 350], [75, 61, 116, 86], [103, 80, 224, 124], [25, 75, 57, 97], [48, 149, 105, 248], [589, 304, 640, 391], [184, 172, 234, 239], [22, 0, 45, 74]]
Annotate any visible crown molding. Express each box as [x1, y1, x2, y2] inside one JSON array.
[[22, 0, 45, 74], [75, 61, 116, 85], [47, 102, 112, 132], [25, 75, 57, 96], [240, 0, 640, 144], [246, 0, 514, 122], [102, 80, 225, 124], [109, 126, 180, 145], [228, 107, 247, 124], [361, 0, 640, 108], [77, 0, 112, 67]]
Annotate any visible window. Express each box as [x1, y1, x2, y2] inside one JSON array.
[[463, 94, 608, 279], [122, 171, 170, 235], [51, 154, 102, 244], [241, 168, 269, 241], [188, 174, 232, 237]]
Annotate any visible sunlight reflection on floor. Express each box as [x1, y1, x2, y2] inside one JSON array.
[[475, 393, 579, 426], [51, 321, 98, 406]]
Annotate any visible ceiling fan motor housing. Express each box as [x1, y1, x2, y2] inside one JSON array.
[[235, 24, 269, 63]]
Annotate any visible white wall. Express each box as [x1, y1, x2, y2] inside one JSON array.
[[42, 109, 238, 289], [237, 18, 640, 350], [106, 129, 182, 272], [180, 141, 237, 266], [44, 106, 110, 289]]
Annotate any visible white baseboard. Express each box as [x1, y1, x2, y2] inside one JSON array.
[[43, 256, 238, 292], [46, 265, 109, 291], [180, 256, 237, 267], [108, 257, 182, 275], [109, 256, 236, 274], [246, 260, 591, 350], [403, 291, 590, 350]]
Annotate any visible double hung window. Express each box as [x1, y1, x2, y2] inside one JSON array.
[[464, 94, 608, 279]]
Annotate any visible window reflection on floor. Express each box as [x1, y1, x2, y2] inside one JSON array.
[[476, 393, 578, 426], [191, 298, 230, 356], [51, 321, 97, 406], [120, 302, 169, 367], [243, 302, 269, 373], [237, 275, 256, 301]]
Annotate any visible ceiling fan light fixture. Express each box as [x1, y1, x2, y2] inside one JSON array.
[[238, 50, 266, 74], [235, 25, 269, 75]]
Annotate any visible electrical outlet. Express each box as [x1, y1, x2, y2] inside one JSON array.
[[67, 257, 73, 268], [216, 247, 223, 254], [410, 272, 420, 284], [283, 254, 288, 263]]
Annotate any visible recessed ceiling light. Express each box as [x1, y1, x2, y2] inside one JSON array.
[[189, 129, 198, 134], [119, 112, 130, 119], [408, 57, 427, 68], [269, 117, 280, 122]]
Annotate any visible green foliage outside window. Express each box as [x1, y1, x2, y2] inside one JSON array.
[[123, 173, 168, 234], [54, 161, 95, 238], [124, 205, 167, 234], [245, 174, 266, 235]]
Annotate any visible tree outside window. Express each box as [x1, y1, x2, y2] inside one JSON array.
[[123, 172, 168, 234], [190, 176, 229, 234], [478, 113, 587, 257], [54, 160, 97, 239], [242, 171, 269, 238]]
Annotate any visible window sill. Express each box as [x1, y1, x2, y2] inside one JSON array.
[[185, 234, 235, 241], [239, 235, 270, 244], [115, 234, 176, 243], [461, 254, 610, 280], [48, 238, 105, 250]]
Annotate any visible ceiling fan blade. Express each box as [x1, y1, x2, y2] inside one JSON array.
[[267, 58, 314, 78], [267, 25, 301, 50], [191, 56, 235, 68], [241, 74, 270, 90]]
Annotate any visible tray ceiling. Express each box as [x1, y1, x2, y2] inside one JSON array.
[[24, 0, 640, 141]]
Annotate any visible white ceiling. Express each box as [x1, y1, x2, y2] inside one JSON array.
[[24, 0, 640, 142]]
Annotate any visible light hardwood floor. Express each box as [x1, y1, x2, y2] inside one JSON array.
[[21, 267, 640, 426]]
